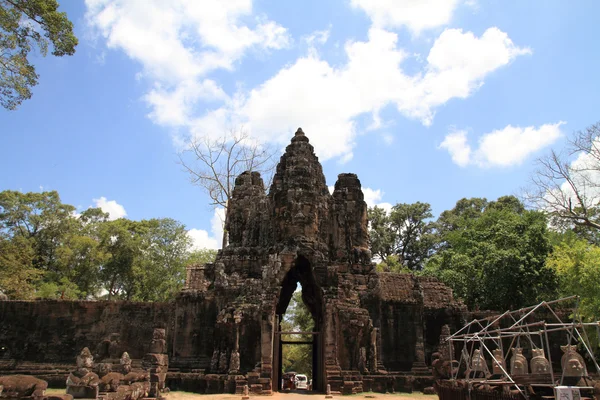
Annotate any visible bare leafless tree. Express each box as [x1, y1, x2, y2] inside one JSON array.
[[526, 122, 600, 231], [179, 129, 276, 247]]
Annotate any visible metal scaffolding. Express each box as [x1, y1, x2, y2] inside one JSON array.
[[445, 296, 600, 399]]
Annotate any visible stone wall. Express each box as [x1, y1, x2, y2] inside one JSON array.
[[0, 300, 173, 363]]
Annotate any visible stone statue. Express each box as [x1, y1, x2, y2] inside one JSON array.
[[561, 344, 587, 383], [530, 348, 550, 374], [210, 349, 220, 372], [66, 347, 100, 398], [432, 325, 456, 380], [98, 372, 124, 392], [492, 349, 506, 376], [229, 350, 241, 374], [144, 328, 169, 398], [94, 362, 112, 377], [120, 351, 132, 374], [218, 350, 229, 373], [358, 347, 367, 374], [150, 328, 167, 354], [510, 348, 528, 375], [0, 375, 47, 398], [467, 349, 488, 378]]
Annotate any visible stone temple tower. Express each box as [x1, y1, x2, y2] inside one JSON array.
[[0, 129, 466, 394], [177, 128, 465, 394]]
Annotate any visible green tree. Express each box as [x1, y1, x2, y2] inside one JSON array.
[[186, 248, 217, 265], [132, 218, 192, 301], [0, 190, 92, 297], [98, 217, 193, 301], [424, 196, 557, 310], [0, 234, 40, 298], [1, 0, 78, 109], [546, 236, 600, 320], [368, 202, 435, 270], [281, 290, 314, 378]]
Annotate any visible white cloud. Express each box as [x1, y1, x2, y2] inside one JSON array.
[[187, 228, 219, 251], [440, 122, 565, 167], [85, 0, 290, 82], [304, 28, 330, 47], [86, 1, 530, 164], [439, 129, 471, 167], [187, 207, 225, 250], [93, 196, 127, 220], [181, 27, 529, 162], [350, 0, 461, 34], [85, 0, 290, 129], [362, 187, 393, 213]]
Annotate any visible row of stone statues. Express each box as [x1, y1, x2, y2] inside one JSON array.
[[65, 328, 169, 400], [435, 344, 589, 385]]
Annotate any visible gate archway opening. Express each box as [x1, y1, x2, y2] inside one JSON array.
[[273, 255, 324, 393]]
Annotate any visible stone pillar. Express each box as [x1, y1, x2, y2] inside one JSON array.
[[369, 328, 378, 373], [143, 328, 169, 398], [411, 317, 428, 373], [260, 314, 274, 379], [411, 278, 429, 375]]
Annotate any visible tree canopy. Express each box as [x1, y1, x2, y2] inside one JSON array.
[[0, 189, 213, 301], [0, 0, 78, 109], [423, 196, 557, 310], [368, 202, 435, 271]]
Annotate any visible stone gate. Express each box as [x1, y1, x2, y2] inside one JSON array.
[[0, 129, 466, 393], [174, 128, 466, 393]]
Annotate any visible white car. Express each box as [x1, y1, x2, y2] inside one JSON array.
[[295, 374, 308, 390]]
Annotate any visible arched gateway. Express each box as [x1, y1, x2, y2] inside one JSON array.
[[176, 129, 465, 394]]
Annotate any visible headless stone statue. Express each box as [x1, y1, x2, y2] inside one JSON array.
[[492, 349, 506, 376], [468, 349, 488, 378], [510, 348, 528, 375], [530, 348, 550, 374]]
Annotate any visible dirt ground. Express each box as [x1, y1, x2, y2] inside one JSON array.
[[46, 388, 434, 400]]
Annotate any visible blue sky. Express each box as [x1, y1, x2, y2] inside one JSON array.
[[2, 0, 600, 249]]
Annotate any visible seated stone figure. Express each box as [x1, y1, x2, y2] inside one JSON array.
[[561, 345, 588, 386], [99, 372, 124, 393], [491, 349, 507, 377], [120, 352, 132, 374], [432, 352, 458, 380], [510, 348, 528, 375], [530, 348, 551, 374], [0, 375, 48, 399], [66, 347, 100, 399], [467, 349, 488, 378]]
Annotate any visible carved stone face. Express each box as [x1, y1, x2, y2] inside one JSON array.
[[561, 344, 587, 377], [531, 349, 549, 373], [77, 347, 94, 369], [532, 360, 549, 373], [565, 358, 584, 377]]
